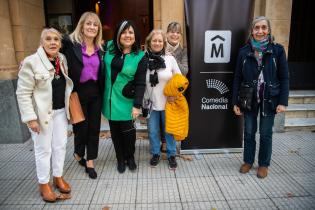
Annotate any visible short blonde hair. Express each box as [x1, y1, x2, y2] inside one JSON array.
[[40, 28, 62, 46], [69, 12, 103, 49], [145, 29, 167, 54]]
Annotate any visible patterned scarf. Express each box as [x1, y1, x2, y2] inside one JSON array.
[[250, 36, 270, 102]]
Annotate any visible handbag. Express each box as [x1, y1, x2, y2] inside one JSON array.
[[69, 92, 85, 124], [142, 88, 154, 118], [122, 80, 135, 99], [239, 82, 254, 112]]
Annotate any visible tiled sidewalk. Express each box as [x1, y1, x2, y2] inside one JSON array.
[[0, 131, 314, 209]]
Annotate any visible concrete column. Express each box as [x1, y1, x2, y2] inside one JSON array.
[[0, 0, 19, 80], [0, 0, 45, 143]]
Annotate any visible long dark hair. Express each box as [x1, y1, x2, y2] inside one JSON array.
[[110, 20, 141, 54]]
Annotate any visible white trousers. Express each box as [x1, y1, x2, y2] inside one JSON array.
[[31, 108, 68, 184]]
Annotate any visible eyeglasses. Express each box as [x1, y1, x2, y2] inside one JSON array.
[[253, 25, 268, 32]]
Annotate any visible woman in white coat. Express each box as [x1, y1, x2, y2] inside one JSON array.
[[16, 28, 73, 202]]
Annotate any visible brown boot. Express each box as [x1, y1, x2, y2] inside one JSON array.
[[257, 167, 268, 178], [39, 183, 57, 202], [239, 163, 252, 174], [53, 177, 71, 193]]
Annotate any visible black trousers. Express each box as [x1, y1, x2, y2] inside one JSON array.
[[73, 81, 102, 160], [109, 120, 136, 162]]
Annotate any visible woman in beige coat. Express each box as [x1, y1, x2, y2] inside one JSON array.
[[16, 28, 73, 202]]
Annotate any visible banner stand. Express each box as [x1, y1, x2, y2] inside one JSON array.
[[181, 0, 254, 154]]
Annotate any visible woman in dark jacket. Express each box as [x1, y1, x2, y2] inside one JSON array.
[[61, 12, 104, 179], [232, 16, 289, 178]]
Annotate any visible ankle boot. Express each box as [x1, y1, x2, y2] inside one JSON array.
[[53, 177, 71, 193], [39, 183, 57, 202]]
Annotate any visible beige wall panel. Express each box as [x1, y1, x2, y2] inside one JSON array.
[[265, 0, 292, 20], [271, 20, 291, 47], [160, 0, 184, 33], [0, 1, 17, 67], [24, 0, 43, 7], [20, 1, 45, 27], [154, 20, 162, 29], [153, 0, 161, 21]]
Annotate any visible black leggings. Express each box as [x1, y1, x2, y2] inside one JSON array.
[[109, 120, 136, 162]]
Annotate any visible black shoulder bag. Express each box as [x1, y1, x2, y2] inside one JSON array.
[[239, 63, 263, 112]]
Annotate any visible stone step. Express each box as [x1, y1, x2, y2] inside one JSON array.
[[284, 118, 315, 132], [285, 104, 315, 118], [289, 90, 315, 104]]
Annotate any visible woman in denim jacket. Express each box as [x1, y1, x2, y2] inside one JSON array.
[[232, 16, 289, 178]]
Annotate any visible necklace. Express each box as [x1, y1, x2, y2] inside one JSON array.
[[54, 56, 61, 80]]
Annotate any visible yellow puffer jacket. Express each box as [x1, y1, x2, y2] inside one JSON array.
[[164, 74, 189, 141]]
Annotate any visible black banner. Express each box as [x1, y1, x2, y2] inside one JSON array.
[[182, 0, 254, 153]]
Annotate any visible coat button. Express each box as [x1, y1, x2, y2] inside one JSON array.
[[48, 111, 52, 114], [41, 76, 45, 79], [45, 121, 48, 124]]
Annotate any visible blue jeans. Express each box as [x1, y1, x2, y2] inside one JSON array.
[[243, 103, 275, 167], [148, 110, 176, 158]]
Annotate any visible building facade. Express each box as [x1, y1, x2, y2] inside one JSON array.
[[0, 0, 313, 143]]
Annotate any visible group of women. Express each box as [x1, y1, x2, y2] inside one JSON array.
[[16, 11, 288, 202], [16, 12, 188, 202]]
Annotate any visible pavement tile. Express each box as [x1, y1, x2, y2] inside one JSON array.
[[177, 177, 225, 202], [272, 196, 315, 209], [0, 161, 35, 180], [255, 173, 310, 198], [60, 180, 98, 205], [92, 179, 137, 204], [136, 202, 182, 209], [0, 180, 23, 204], [182, 201, 230, 210], [136, 140, 151, 161], [136, 178, 180, 203], [290, 172, 315, 196], [10, 146, 35, 162], [0, 131, 315, 209], [216, 175, 268, 200], [175, 157, 214, 178], [228, 198, 277, 209], [0, 161, 7, 170], [0, 204, 44, 210], [99, 161, 138, 179], [204, 155, 242, 176], [63, 159, 105, 180], [43, 204, 90, 209], [300, 154, 315, 167], [137, 160, 176, 179], [90, 204, 136, 210], [273, 154, 315, 173], [3, 179, 46, 205], [0, 147, 24, 162]]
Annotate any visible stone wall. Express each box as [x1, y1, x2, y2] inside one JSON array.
[[0, 0, 44, 143]]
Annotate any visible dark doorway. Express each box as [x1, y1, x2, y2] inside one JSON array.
[[73, 0, 152, 45], [44, 0, 153, 45], [98, 0, 152, 45], [288, 0, 315, 89]]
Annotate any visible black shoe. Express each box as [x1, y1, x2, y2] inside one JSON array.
[[85, 167, 97, 179], [126, 158, 137, 171], [73, 153, 86, 167], [117, 161, 126, 173], [168, 156, 177, 170], [150, 154, 160, 167]]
